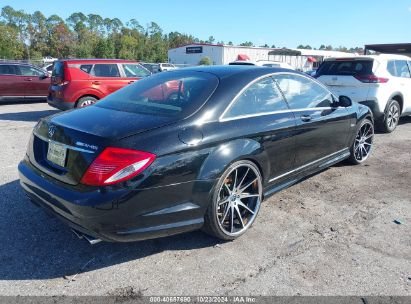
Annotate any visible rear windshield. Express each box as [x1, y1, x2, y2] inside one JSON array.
[[316, 60, 373, 76], [96, 71, 219, 118], [52, 61, 64, 78]]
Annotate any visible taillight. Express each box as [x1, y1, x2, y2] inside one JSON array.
[[355, 75, 389, 83], [80, 147, 156, 186]]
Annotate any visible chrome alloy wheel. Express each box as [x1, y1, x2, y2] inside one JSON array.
[[79, 99, 96, 107], [216, 164, 262, 236], [354, 120, 374, 163], [386, 103, 400, 130]]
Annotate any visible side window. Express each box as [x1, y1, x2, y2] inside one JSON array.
[[395, 60, 411, 78], [0, 65, 18, 75], [80, 64, 93, 74], [274, 74, 333, 109], [92, 64, 120, 77], [122, 64, 151, 78], [19, 66, 44, 76], [223, 77, 288, 119], [387, 60, 397, 76]]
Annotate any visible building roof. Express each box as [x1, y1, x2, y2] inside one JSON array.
[[168, 43, 277, 51], [268, 48, 355, 57], [364, 43, 411, 56]]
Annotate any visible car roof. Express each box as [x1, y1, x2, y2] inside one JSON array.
[[324, 54, 411, 62], [57, 59, 139, 64], [0, 62, 39, 67], [179, 65, 294, 79]]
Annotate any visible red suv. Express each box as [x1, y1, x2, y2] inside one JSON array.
[[48, 59, 151, 110], [0, 63, 50, 102]]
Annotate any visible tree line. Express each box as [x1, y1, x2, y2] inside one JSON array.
[[0, 5, 364, 63]]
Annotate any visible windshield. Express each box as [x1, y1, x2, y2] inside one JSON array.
[[96, 71, 219, 118], [316, 60, 373, 76]]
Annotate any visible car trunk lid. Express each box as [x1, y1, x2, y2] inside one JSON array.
[[28, 106, 175, 185]]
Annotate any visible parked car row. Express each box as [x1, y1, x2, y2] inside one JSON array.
[[315, 54, 411, 133], [18, 65, 374, 243], [0, 59, 181, 109]]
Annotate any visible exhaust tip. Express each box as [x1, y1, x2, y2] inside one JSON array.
[[71, 229, 102, 245]]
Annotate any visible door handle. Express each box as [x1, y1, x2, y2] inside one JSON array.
[[92, 81, 101, 85], [300, 114, 312, 122], [24, 78, 33, 81], [128, 80, 135, 84]]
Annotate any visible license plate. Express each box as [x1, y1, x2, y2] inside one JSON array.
[[47, 142, 67, 167]]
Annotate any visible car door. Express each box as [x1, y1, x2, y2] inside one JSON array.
[[17, 65, 50, 98], [90, 63, 125, 96], [273, 73, 353, 168], [394, 60, 411, 114], [119, 63, 151, 85], [0, 64, 25, 99], [219, 76, 297, 182]]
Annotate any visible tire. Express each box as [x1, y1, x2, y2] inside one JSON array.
[[348, 118, 374, 165], [76, 96, 98, 108], [203, 160, 263, 241], [379, 99, 400, 133]]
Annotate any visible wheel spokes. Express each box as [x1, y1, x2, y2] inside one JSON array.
[[238, 201, 255, 215], [240, 193, 260, 199], [220, 205, 230, 224], [237, 168, 249, 190], [216, 164, 261, 235], [234, 206, 244, 228], [230, 206, 234, 233], [354, 121, 373, 162], [239, 177, 258, 193]]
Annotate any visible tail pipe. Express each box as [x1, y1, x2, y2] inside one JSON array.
[[71, 229, 102, 245]]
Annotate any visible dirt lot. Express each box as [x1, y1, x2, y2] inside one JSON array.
[[0, 101, 410, 296]]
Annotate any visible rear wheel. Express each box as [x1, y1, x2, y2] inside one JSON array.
[[380, 99, 400, 133], [76, 96, 98, 108], [348, 118, 374, 165], [203, 160, 263, 241]]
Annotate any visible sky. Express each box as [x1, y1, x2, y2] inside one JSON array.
[[1, 0, 411, 48]]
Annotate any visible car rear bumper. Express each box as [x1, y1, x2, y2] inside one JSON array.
[[18, 158, 212, 242], [47, 97, 75, 111]]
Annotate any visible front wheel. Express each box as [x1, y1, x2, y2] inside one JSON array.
[[203, 160, 263, 241], [348, 118, 374, 165]]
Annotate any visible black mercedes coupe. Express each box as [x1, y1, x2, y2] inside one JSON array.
[[18, 66, 374, 243]]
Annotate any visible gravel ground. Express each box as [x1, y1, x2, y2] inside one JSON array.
[[0, 102, 410, 296]]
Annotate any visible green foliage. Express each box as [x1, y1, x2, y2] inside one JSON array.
[[199, 57, 212, 65], [0, 24, 25, 59], [0, 5, 364, 61], [240, 41, 254, 47]]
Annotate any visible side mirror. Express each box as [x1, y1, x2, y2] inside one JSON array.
[[337, 95, 352, 107], [39, 74, 49, 80]]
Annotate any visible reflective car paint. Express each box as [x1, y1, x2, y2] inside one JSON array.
[[19, 66, 373, 242]]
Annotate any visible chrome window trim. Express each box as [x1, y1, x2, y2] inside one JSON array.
[[268, 148, 349, 183], [219, 71, 335, 122], [219, 73, 285, 122], [34, 132, 95, 154], [219, 107, 334, 122]]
